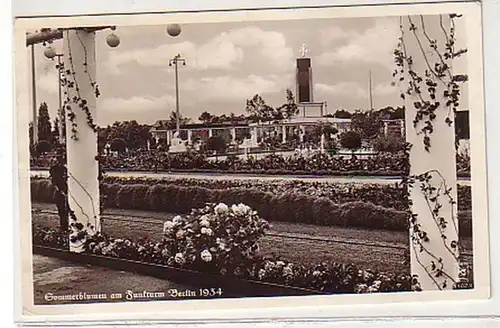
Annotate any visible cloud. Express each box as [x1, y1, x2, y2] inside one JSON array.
[[105, 40, 242, 74], [316, 17, 399, 68], [373, 83, 398, 96], [314, 82, 367, 98], [182, 73, 293, 102], [105, 26, 293, 74], [37, 70, 59, 94], [99, 95, 177, 114], [319, 26, 352, 46]]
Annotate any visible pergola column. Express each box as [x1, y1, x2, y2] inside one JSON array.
[[166, 130, 171, 145], [299, 125, 305, 142], [230, 127, 236, 142], [282, 125, 287, 143], [402, 15, 459, 290], [187, 129, 193, 144], [63, 29, 100, 252]]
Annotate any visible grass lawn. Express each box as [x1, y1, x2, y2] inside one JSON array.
[[32, 202, 473, 273]]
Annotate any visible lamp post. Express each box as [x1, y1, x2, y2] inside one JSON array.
[[169, 54, 186, 134], [31, 44, 38, 145], [43, 46, 64, 143]]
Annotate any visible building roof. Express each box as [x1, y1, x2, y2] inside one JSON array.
[[151, 121, 250, 131]]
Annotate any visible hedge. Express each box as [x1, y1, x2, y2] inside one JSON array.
[[31, 179, 472, 237], [33, 175, 472, 212], [98, 176, 472, 212]]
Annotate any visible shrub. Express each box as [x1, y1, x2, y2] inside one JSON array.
[[30, 179, 473, 237], [35, 140, 52, 154], [339, 130, 362, 152]]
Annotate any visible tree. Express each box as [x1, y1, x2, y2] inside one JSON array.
[[199, 111, 214, 124], [106, 120, 152, 150], [350, 109, 383, 141], [245, 94, 275, 122], [206, 135, 227, 157], [166, 111, 191, 129], [278, 89, 299, 120], [312, 122, 338, 143], [332, 109, 352, 119], [28, 123, 34, 146], [97, 128, 109, 154], [52, 118, 60, 143], [110, 138, 127, 153], [37, 102, 52, 143], [35, 140, 52, 154], [373, 134, 406, 153], [339, 130, 362, 154]]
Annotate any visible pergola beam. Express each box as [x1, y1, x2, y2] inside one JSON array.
[[26, 26, 113, 46]]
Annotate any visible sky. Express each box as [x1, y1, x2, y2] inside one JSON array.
[[29, 15, 468, 126]]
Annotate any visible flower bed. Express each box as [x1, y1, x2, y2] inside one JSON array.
[[32, 202, 474, 293], [30, 150, 471, 177], [32, 203, 416, 294], [30, 178, 473, 237]]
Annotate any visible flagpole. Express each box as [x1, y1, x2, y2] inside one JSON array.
[[369, 69, 374, 110]]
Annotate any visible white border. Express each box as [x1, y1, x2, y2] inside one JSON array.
[[12, 1, 494, 324]]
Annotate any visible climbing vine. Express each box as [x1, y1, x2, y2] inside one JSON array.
[[393, 14, 468, 152], [44, 28, 108, 249], [60, 29, 100, 141], [394, 14, 470, 290]]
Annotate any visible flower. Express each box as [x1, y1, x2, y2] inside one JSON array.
[[174, 252, 185, 265], [214, 203, 229, 215], [264, 261, 276, 271], [200, 250, 212, 262], [176, 230, 185, 239], [172, 215, 183, 223], [201, 227, 213, 236], [163, 221, 175, 233], [283, 265, 294, 278], [312, 270, 321, 277], [200, 218, 210, 227], [237, 203, 251, 215], [231, 204, 242, 215], [258, 269, 266, 280]]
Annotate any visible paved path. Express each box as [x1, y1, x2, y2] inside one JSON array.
[[33, 254, 191, 305], [30, 169, 471, 186]]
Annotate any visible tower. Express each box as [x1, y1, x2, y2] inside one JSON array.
[[295, 44, 325, 117], [296, 44, 313, 103]]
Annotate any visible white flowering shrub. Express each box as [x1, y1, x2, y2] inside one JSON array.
[[160, 202, 270, 275]]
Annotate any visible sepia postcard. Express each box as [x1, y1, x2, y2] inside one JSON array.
[[14, 1, 490, 324]]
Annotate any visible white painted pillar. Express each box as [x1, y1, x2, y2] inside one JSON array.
[[282, 125, 287, 143], [166, 131, 171, 145], [251, 127, 257, 146], [231, 127, 236, 142], [402, 15, 459, 290], [299, 125, 305, 143], [63, 29, 100, 252], [208, 129, 213, 138], [187, 130, 193, 144], [384, 121, 389, 136]]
